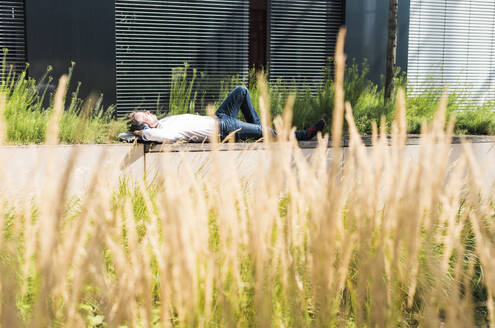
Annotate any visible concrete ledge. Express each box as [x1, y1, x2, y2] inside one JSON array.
[[145, 140, 320, 153], [145, 147, 330, 184], [146, 136, 495, 191], [145, 135, 495, 153], [1, 135, 494, 198], [342, 142, 495, 192], [0, 144, 145, 198]]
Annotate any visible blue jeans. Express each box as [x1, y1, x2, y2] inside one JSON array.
[[216, 86, 307, 141]]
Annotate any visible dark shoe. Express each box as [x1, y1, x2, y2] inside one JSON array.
[[306, 119, 325, 140]]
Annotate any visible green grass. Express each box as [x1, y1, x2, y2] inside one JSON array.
[[180, 59, 495, 136], [168, 62, 198, 116], [248, 62, 495, 135], [1, 60, 126, 144], [6, 177, 489, 327], [2, 58, 495, 145]]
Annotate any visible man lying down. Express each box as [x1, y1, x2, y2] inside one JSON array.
[[126, 86, 325, 143]]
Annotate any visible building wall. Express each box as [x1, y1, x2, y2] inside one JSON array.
[[268, 0, 345, 87], [114, 0, 249, 116], [0, 1, 26, 75], [407, 1, 495, 106], [249, 0, 268, 71], [345, 0, 410, 85], [14, 1, 346, 115], [8, 0, 495, 116], [25, 0, 116, 109]]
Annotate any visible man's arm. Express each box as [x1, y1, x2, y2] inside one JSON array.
[[141, 128, 180, 143], [133, 130, 143, 137]]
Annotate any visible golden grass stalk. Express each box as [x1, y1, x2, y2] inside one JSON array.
[[0, 92, 6, 145], [257, 72, 273, 143], [45, 75, 68, 145], [332, 27, 346, 149]]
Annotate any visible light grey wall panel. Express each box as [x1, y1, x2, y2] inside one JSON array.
[[408, 0, 495, 106], [269, 0, 344, 88], [0, 0, 26, 75], [115, 0, 249, 116]]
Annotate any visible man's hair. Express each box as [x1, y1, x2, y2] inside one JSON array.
[[127, 112, 147, 132]]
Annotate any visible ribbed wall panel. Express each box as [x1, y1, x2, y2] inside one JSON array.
[[269, 0, 344, 88], [115, 0, 249, 116], [0, 1, 26, 75], [408, 0, 495, 106]]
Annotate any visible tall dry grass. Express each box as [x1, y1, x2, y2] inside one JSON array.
[[1, 28, 495, 327]]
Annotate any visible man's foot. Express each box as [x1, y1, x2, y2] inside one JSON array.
[[306, 119, 325, 140]]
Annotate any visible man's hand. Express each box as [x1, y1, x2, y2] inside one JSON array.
[[133, 130, 143, 137]]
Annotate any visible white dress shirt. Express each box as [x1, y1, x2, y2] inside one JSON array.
[[142, 114, 217, 143]]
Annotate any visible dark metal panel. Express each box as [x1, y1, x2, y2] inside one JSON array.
[[397, 0, 410, 74], [249, 0, 268, 72], [25, 0, 116, 108], [269, 0, 344, 89], [115, 0, 249, 117], [0, 0, 26, 75], [344, 0, 410, 85]]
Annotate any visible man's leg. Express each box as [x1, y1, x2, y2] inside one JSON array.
[[235, 120, 264, 140], [294, 119, 326, 141], [230, 122, 322, 141], [216, 87, 325, 141], [216, 86, 261, 125], [217, 115, 267, 141], [218, 116, 325, 141], [295, 130, 308, 141]]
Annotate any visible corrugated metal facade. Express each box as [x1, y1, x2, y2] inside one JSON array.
[[269, 0, 344, 88], [115, 0, 249, 116], [408, 0, 495, 105], [0, 0, 26, 75]]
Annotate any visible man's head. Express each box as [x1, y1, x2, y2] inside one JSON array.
[[127, 111, 159, 131]]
